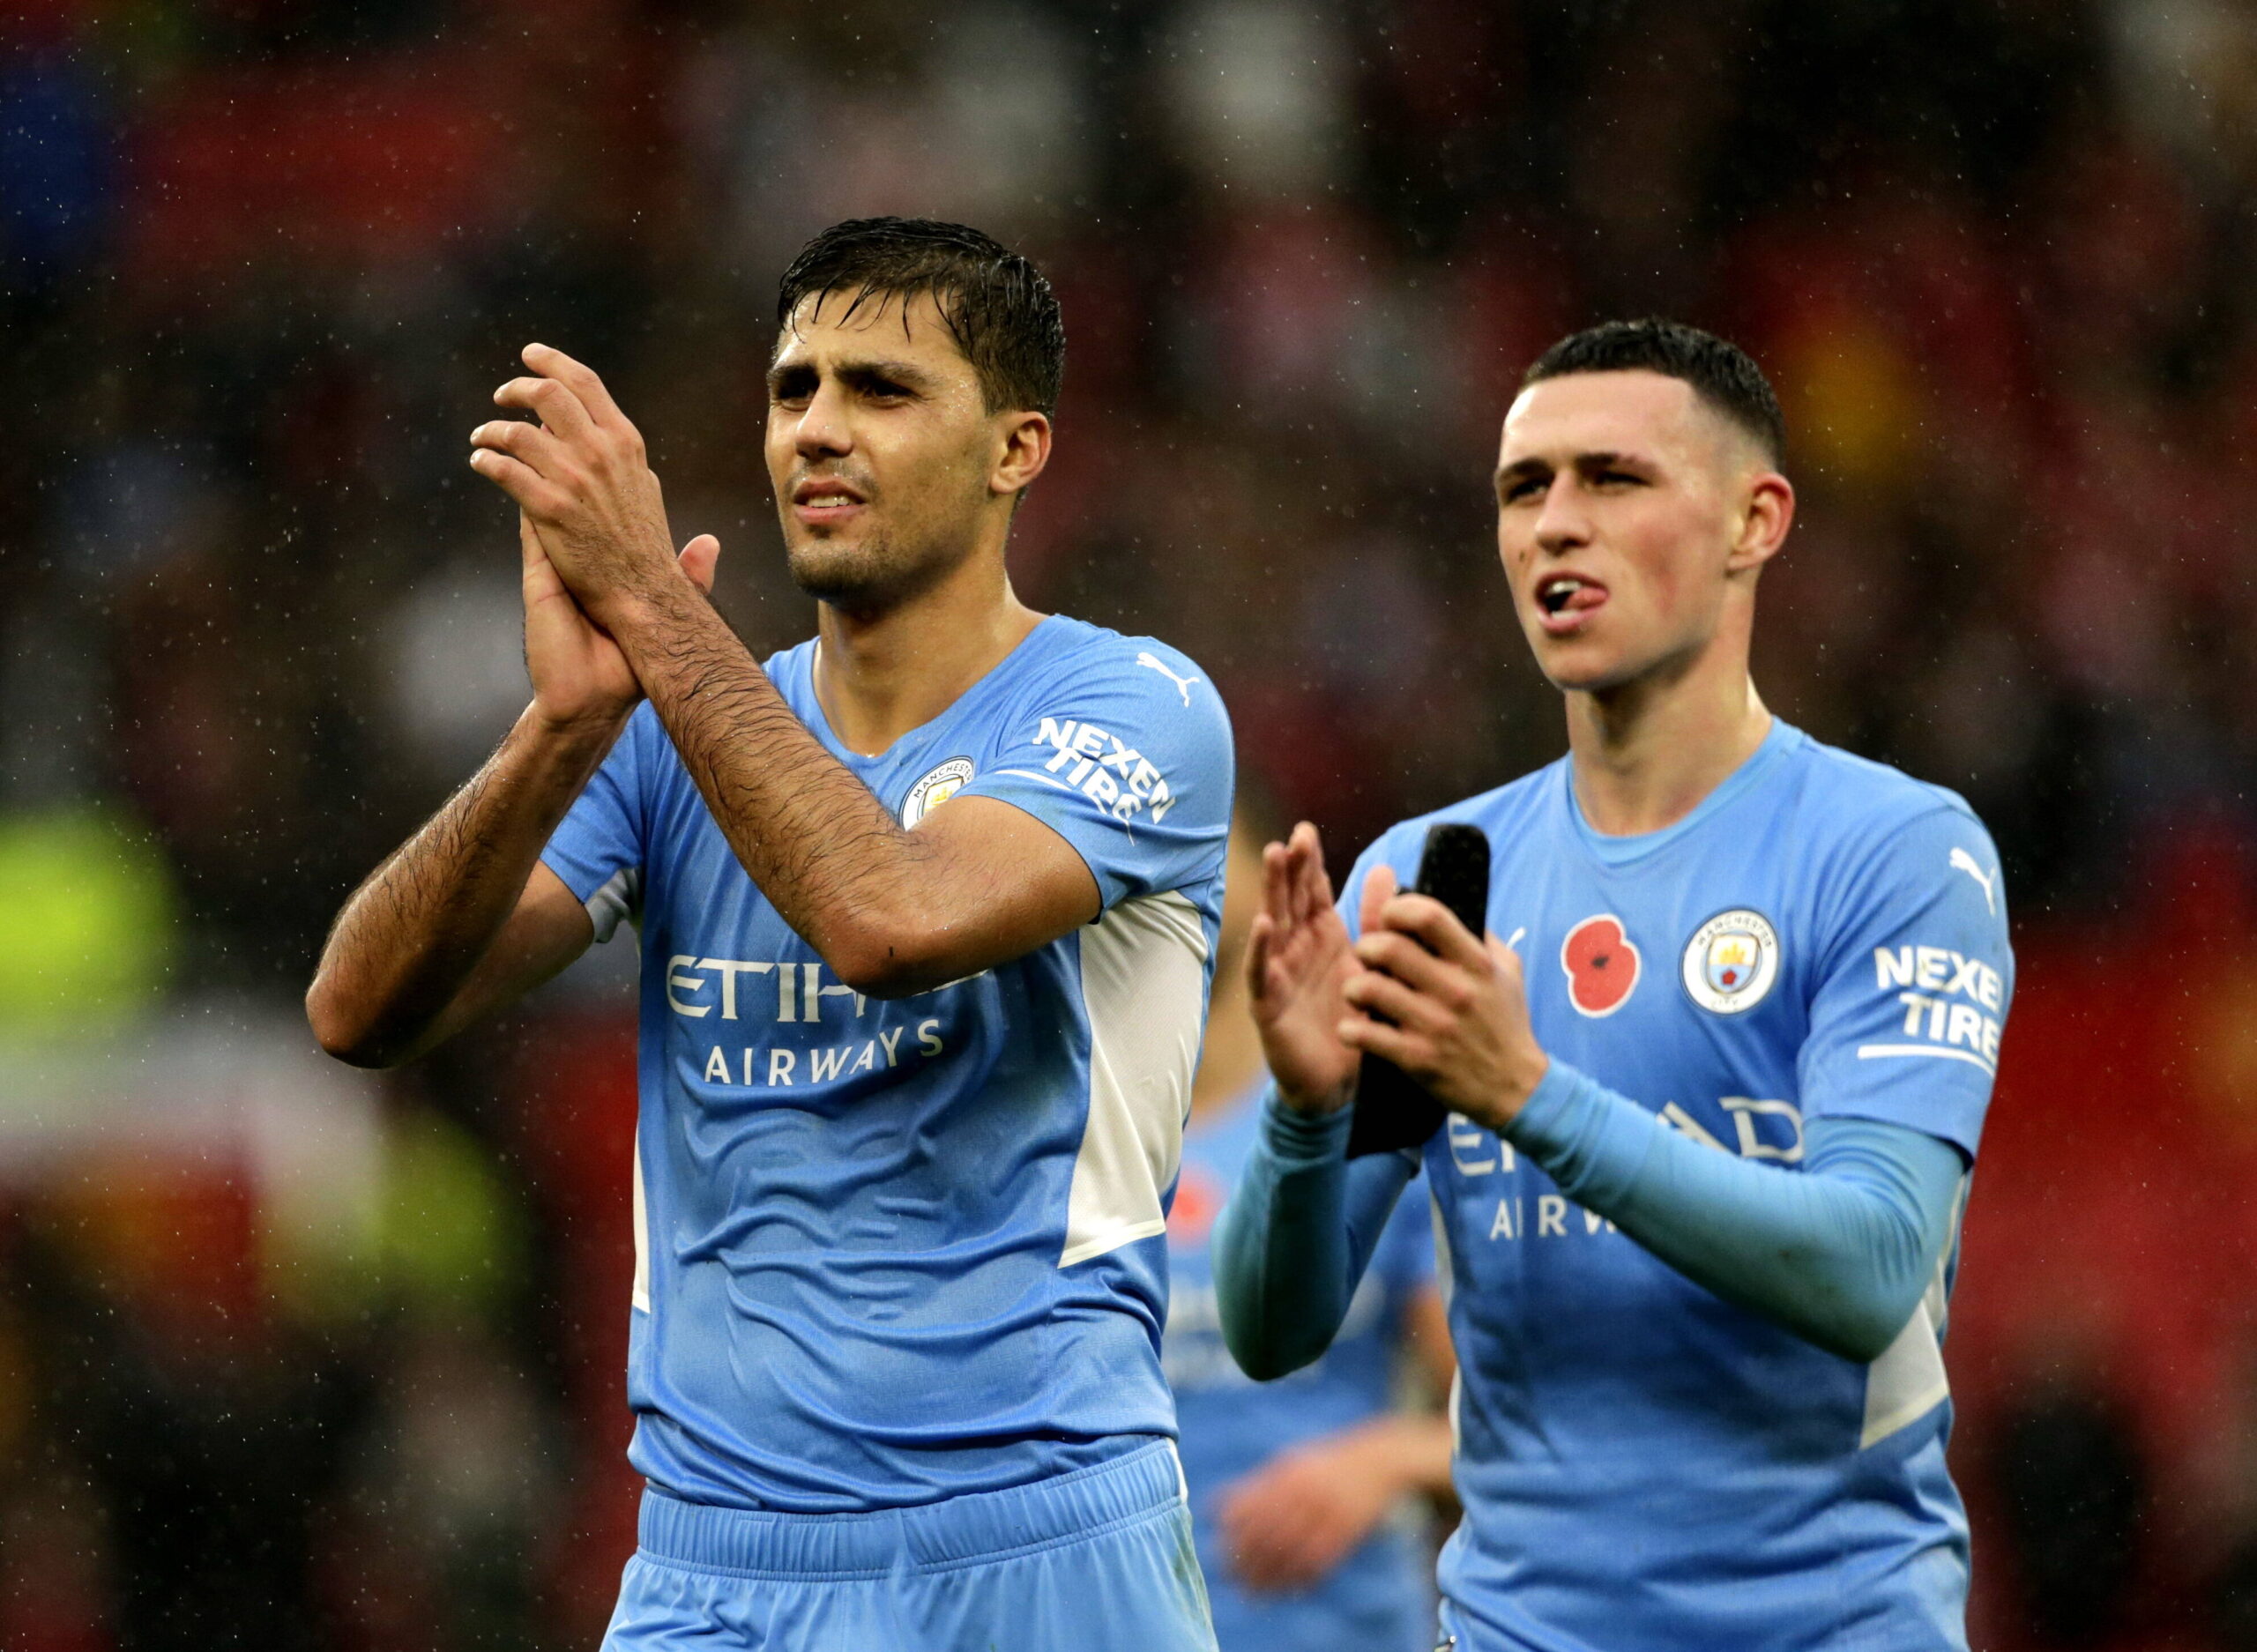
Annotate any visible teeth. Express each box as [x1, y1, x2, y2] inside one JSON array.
[[807, 495, 852, 507]]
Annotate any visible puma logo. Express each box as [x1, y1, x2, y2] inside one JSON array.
[[1135, 651, 1201, 705], [1948, 847, 1996, 915]]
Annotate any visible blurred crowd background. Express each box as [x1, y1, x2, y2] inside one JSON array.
[[4, 0, 2257, 1647]]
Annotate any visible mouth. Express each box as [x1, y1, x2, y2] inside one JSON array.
[[791, 475, 869, 525], [1534, 572, 1608, 635]]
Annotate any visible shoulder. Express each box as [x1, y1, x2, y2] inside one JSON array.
[[1776, 730, 2010, 954], [1002, 616, 1231, 748], [1787, 729, 1985, 839], [1779, 729, 2000, 884]]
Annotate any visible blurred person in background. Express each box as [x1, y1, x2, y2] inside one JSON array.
[[1167, 799, 1455, 1652], [1218, 321, 2014, 1652], [309, 219, 1233, 1650]]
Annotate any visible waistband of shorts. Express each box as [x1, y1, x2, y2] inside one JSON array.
[[636, 1438, 1187, 1580]]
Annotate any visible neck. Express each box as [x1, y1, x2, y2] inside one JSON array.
[[1188, 964, 1265, 1125], [1565, 614, 1772, 837], [813, 547, 1042, 755]]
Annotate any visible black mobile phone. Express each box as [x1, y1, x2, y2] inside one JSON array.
[[1345, 822, 1493, 1158]]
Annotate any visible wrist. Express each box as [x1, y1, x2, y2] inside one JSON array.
[[1277, 1076, 1355, 1118], [582, 556, 694, 644], [523, 698, 631, 748], [1487, 1048, 1551, 1131]]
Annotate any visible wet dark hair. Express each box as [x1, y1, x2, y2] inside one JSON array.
[[1523, 318, 1785, 465], [776, 218, 1065, 418]]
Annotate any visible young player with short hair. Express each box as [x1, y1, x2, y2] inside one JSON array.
[[309, 219, 1230, 1650], [1218, 320, 2012, 1652]]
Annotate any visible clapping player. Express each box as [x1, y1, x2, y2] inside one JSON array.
[[309, 220, 1231, 1650], [1217, 322, 2012, 1651]]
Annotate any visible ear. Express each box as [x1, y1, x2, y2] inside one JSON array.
[[991, 411, 1053, 500], [1725, 470, 1794, 577]]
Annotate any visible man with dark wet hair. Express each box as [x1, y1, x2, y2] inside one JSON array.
[[312, 219, 1230, 1649]]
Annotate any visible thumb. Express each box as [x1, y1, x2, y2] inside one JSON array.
[[1359, 862, 1399, 937], [678, 533, 721, 593], [518, 510, 548, 571], [1486, 934, 1526, 993]]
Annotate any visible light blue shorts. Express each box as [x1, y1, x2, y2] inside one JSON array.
[[600, 1440, 1218, 1651]]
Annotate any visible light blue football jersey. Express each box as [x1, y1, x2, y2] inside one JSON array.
[[1167, 1083, 1436, 1652], [1343, 719, 2011, 1652], [540, 614, 1233, 1514]]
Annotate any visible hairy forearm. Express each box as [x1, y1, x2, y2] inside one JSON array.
[[308, 705, 619, 1065], [603, 578, 951, 993]]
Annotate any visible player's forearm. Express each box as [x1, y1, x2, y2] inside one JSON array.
[[1214, 1091, 1416, 1380], [1505, 1064, 1963, 1362], [308, 704, 618, 1065], [601, 580, 971, 995]]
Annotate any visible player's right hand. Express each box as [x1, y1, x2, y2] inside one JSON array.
[[522, 511, 719, 731], [1247, 822, 1382, 1116]]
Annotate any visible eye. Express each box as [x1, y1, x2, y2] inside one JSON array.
[[769, 370, 816, 408], [860, 377, 912, 404], [1501, 475, 1546, 503]]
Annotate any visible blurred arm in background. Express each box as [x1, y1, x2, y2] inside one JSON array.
[[1217, 1284, 1456, 1594]]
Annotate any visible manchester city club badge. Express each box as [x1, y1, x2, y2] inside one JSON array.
[[899, 756, 975, 827], [1680, 909, 1780, 1015]]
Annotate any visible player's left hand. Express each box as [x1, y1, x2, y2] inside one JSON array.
[[1215, 1425, 1410, 1593], [1342, 893, 1549, 1135], [468, 344, 683, 629]]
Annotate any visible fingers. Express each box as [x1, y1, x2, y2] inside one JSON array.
[[470, 413, 570, 479], [678, 532, 721, 594], [522, 341, 634, 435], [468, 445, 569, 518], [1377, 890, 1489, 969], [1339, 1011, 1421, 1070], [494, 373, 599, 443], [1261, 838, 1295, 931], [1348, 930, 1460, 1005], [1285, 822, 1331, 926], [1343, 965, 1453, 1034]]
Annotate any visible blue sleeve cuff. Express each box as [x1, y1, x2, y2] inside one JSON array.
[[1258, 1086, 1354, 1165]]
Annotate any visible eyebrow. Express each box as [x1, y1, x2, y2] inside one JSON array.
[[1494, 449, 1653, 485], [766, 356, 939, 397]]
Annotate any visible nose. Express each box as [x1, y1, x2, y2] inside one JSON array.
[[793, 377, 853, 463], [1532, 475, 1590, 555]]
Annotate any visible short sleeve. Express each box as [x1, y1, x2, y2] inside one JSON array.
[[1799, 802, 2015, 1159], [540, 706, 650, 943], [959, 639, 1233, 908]]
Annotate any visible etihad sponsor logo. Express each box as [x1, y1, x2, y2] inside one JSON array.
[[696, 1020, 947, 1090], [1450, 1096, 1803, 1242], [1009, 716, 1179, 823], [666, 956, 868, 1023]]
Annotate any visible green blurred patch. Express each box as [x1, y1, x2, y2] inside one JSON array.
[[0, 807, 177, 1034]]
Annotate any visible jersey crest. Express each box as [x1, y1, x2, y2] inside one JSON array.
[[1680, 909, 1781, 1015]]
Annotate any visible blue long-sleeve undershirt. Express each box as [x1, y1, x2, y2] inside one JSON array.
[[1213, 1060, 1967, 1380]]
